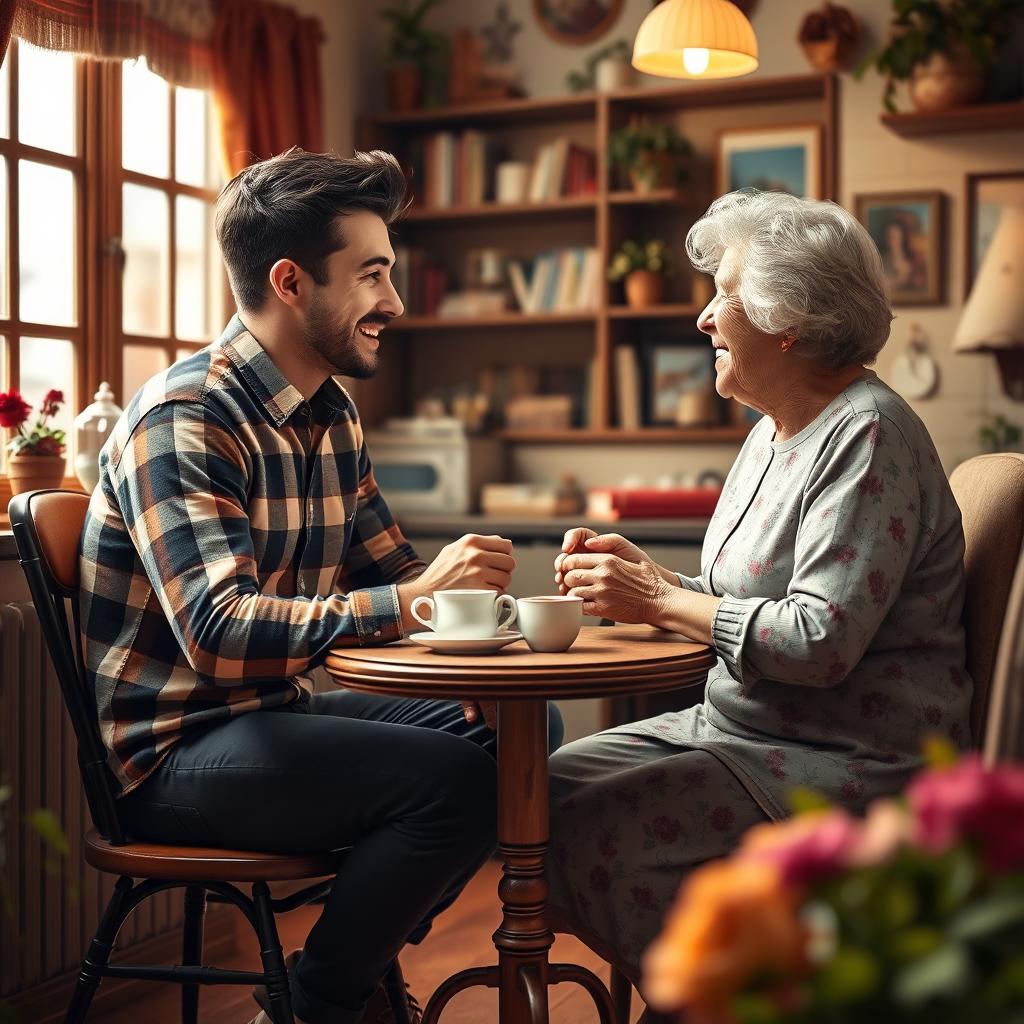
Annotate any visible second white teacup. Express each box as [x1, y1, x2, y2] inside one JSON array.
[[411, 589, 518, 640], [517, 595, 583, 653]]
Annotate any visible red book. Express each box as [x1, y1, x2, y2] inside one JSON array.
[[586, 487, 722, 520]]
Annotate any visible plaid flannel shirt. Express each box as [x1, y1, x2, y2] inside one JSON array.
[[79, 316, 425, 796]]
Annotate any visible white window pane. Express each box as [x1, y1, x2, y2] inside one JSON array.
[[122, 58, 169, 178], [176, 195, 220, 341], [0, 158, 7, 318], [20, 336, 74, 472], [175, 346, 202, 364], [175, 86, 211, 187], [122, 184, 170, 336], [0, 337, 7, 470], [19, 161, 76, 326], [0, 53, 9, 138], [18, 43, 76, 156], [123, 344, 168, 403]]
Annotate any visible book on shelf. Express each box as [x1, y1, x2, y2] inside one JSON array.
[[505, 247, 600, 314], [614, 345, 641, 430], [528, 139, 597, 202], [393, 245, 447, 316], [586, 487, 723, 521]]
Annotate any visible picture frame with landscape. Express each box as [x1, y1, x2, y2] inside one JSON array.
[[716, 123, 822, 200], [642, 343, 716, 427], [965, 171, 1024, 298], [855, 190, 945, 307]]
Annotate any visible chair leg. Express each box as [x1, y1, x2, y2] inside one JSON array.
[[181, 885, 206, 1024], [65, 876, 134, 1024], [610, 966, 633, 1024], [384, 958, 412, 1024], [252, 881, 295, 1024]]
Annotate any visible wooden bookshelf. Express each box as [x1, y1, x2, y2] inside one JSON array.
[[361, 73, 837, 444], [881, 101, 1024, 138]]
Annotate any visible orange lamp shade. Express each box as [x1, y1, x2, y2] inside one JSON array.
[[633, 0, 759, 80]]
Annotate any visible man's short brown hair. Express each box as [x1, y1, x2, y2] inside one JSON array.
[[215, 148, 409, 312]]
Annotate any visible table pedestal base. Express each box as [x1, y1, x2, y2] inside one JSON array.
[[421, 700, 616, 1024]]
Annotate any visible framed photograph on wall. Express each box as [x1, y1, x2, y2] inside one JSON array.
[[642, 344, 716, 426], [855, 191, 945, 307], [965, 171, 1024, 298], [716, 124, 823, 200], [533, 0, 623, 45]]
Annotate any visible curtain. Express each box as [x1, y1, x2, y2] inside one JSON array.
[[211, 0, 324, 176], [0, 0, 325, 177]]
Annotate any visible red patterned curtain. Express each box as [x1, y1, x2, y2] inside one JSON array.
[[0, 0, 324, 176]]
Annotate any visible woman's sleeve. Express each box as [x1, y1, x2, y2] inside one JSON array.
[[675, 573, 706, 593], [711, 412, 922, 688]]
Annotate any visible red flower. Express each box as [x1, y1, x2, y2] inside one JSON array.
[[0, 390, 31, 429], [33, 435, 63, 456], [710, 806, 736, 832], [40, 389, 65, 418], [589, 865, 612, 892], [888, 516, 907, 546], [766, 748, 787, 779], [649, 816, 683, 844], [831, 544, 857, 564]]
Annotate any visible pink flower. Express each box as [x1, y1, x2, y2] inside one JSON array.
[[831, 544, 857, 565], [908, 755, 1024, 871], [710, 806, 736, 832], [589, 865, 612, 892], [888, 516, 907, 546], [847, 799, 912, 867], [740, 809, 861, 886], [858, 474, 884, 497]]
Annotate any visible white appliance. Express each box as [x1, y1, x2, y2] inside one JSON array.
[[364, 418, 505, 515]]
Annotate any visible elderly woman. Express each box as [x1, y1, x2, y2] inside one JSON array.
[[547, 190, 972, 982]]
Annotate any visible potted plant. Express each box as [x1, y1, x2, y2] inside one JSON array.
[[798, 3, 860, 72], [609, 239, 673, 309], [380, 0, 448, 111], [858, 0, 1021, 113], [2, 388, 67, 495], [608, 122, 692, 193]]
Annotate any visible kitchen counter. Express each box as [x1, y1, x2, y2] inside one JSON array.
[[396, 515, 710, 544]]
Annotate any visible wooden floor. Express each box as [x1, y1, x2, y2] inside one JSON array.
[[94, 859, 645, 1023]]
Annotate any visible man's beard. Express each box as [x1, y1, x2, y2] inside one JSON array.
[[302, 293, 382, 380]]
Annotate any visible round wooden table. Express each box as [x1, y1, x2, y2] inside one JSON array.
[[324, 625, 714, 1024]]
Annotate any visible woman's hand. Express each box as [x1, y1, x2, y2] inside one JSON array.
[[559, 552, 675, 624], [554, 528, 678, 594]]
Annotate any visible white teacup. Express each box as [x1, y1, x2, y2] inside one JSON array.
[[411, 589, 518, 640], [516, 595, 583, 653]]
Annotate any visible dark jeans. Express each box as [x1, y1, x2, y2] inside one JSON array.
[[121, 690, 564, 1024]]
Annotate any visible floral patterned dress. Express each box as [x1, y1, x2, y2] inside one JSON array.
[[548, 370, 973, 971]]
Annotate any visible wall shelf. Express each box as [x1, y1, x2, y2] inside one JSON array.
[[607, 189, 683, 206], [403, 197, 598, 222], [608, 304, 700, 320], [499, 426, 751, 444], [394, 311, 597, 331], [880, 101, 1024, 137]]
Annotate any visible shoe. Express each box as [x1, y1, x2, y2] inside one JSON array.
[[248, 950, 423, 1024]]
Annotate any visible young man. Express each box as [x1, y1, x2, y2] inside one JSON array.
[[79, 148, 563, 1024]]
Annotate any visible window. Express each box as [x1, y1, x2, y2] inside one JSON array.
[[0, 40, 228, 484]]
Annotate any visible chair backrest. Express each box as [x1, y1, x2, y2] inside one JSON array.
[[8, 489, 125, 843], [984, 549, 1024, 763], [949, 453, 1024, 745]]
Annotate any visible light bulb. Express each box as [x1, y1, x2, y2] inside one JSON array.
[[682, 47, 710, 75]]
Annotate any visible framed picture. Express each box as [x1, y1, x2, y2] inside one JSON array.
[[716, 123, 823, 200], [854, 191, 945, 307], [642, 344, 715, 426], [533, 0, 623, 45], [965, 171, 1024, 297]]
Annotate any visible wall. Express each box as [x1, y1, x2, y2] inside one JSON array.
[[352, 0, 1024, 485]]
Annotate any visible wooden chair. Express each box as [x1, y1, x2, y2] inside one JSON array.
[[603, 452, 1024, 1024], [9, 489, 413, 1024]]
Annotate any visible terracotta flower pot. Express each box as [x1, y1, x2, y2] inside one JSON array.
[[387, 64, 422, 112], [628, 152, 676, 193], [625, 270, 665, 309], [6, 453, 65, 496], [909, 47, 985, 113]]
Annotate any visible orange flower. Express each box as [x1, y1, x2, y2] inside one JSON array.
[[642, 859, 806, 1021]]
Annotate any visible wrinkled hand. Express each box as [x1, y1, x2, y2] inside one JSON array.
[[559, 552, 673, 624], [460, 699, 497, 729], [554, 529, 652, 594]]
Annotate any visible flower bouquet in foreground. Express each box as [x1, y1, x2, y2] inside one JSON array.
[[642, 744, 1024, 1024]]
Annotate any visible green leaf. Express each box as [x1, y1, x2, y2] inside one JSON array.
[[731, 992, 785, 1024], [814, 945, 880, 1005], [788, 786, 832, 815], [26, 809, 69, 857], [0, 785, 10, 806], [889, 926, 944, 962], [892, 943, 972, 1006], [949, 892, 1024, 942]]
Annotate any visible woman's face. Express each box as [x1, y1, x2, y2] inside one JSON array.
[[697, 247, 785, 411]]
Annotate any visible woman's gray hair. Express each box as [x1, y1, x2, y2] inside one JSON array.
[[686, 190, 894, 369]]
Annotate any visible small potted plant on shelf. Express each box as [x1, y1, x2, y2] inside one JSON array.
[[608, 122, 691, 193], [858, 0, 1021, 113], [2, 388, 67, 495], [609, 239, 673, 309], [380, 0, 448, 111]]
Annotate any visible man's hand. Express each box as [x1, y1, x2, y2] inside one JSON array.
[[460, 699, 497, 729], [396, 533, 515, 635]]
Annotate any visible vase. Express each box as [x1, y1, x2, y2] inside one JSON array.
[[909, 47, 985, 112], [625, 270, 665, 309], [386, 64, 421, 112], [7, 453, 66, 496]]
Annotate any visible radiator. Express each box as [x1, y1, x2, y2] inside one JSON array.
[[0, 602, 189, 1002]]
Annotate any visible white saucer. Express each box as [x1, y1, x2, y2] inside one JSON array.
[[409, 631, 524, 655]]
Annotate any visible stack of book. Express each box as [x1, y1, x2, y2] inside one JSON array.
[[586, 486, 723, 520], [527, 139, 597, 202], [392, 246, 447, 316], [410, 130, 493, 208], [506, 248, 601, 314], [614, 345, 642, 430]]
